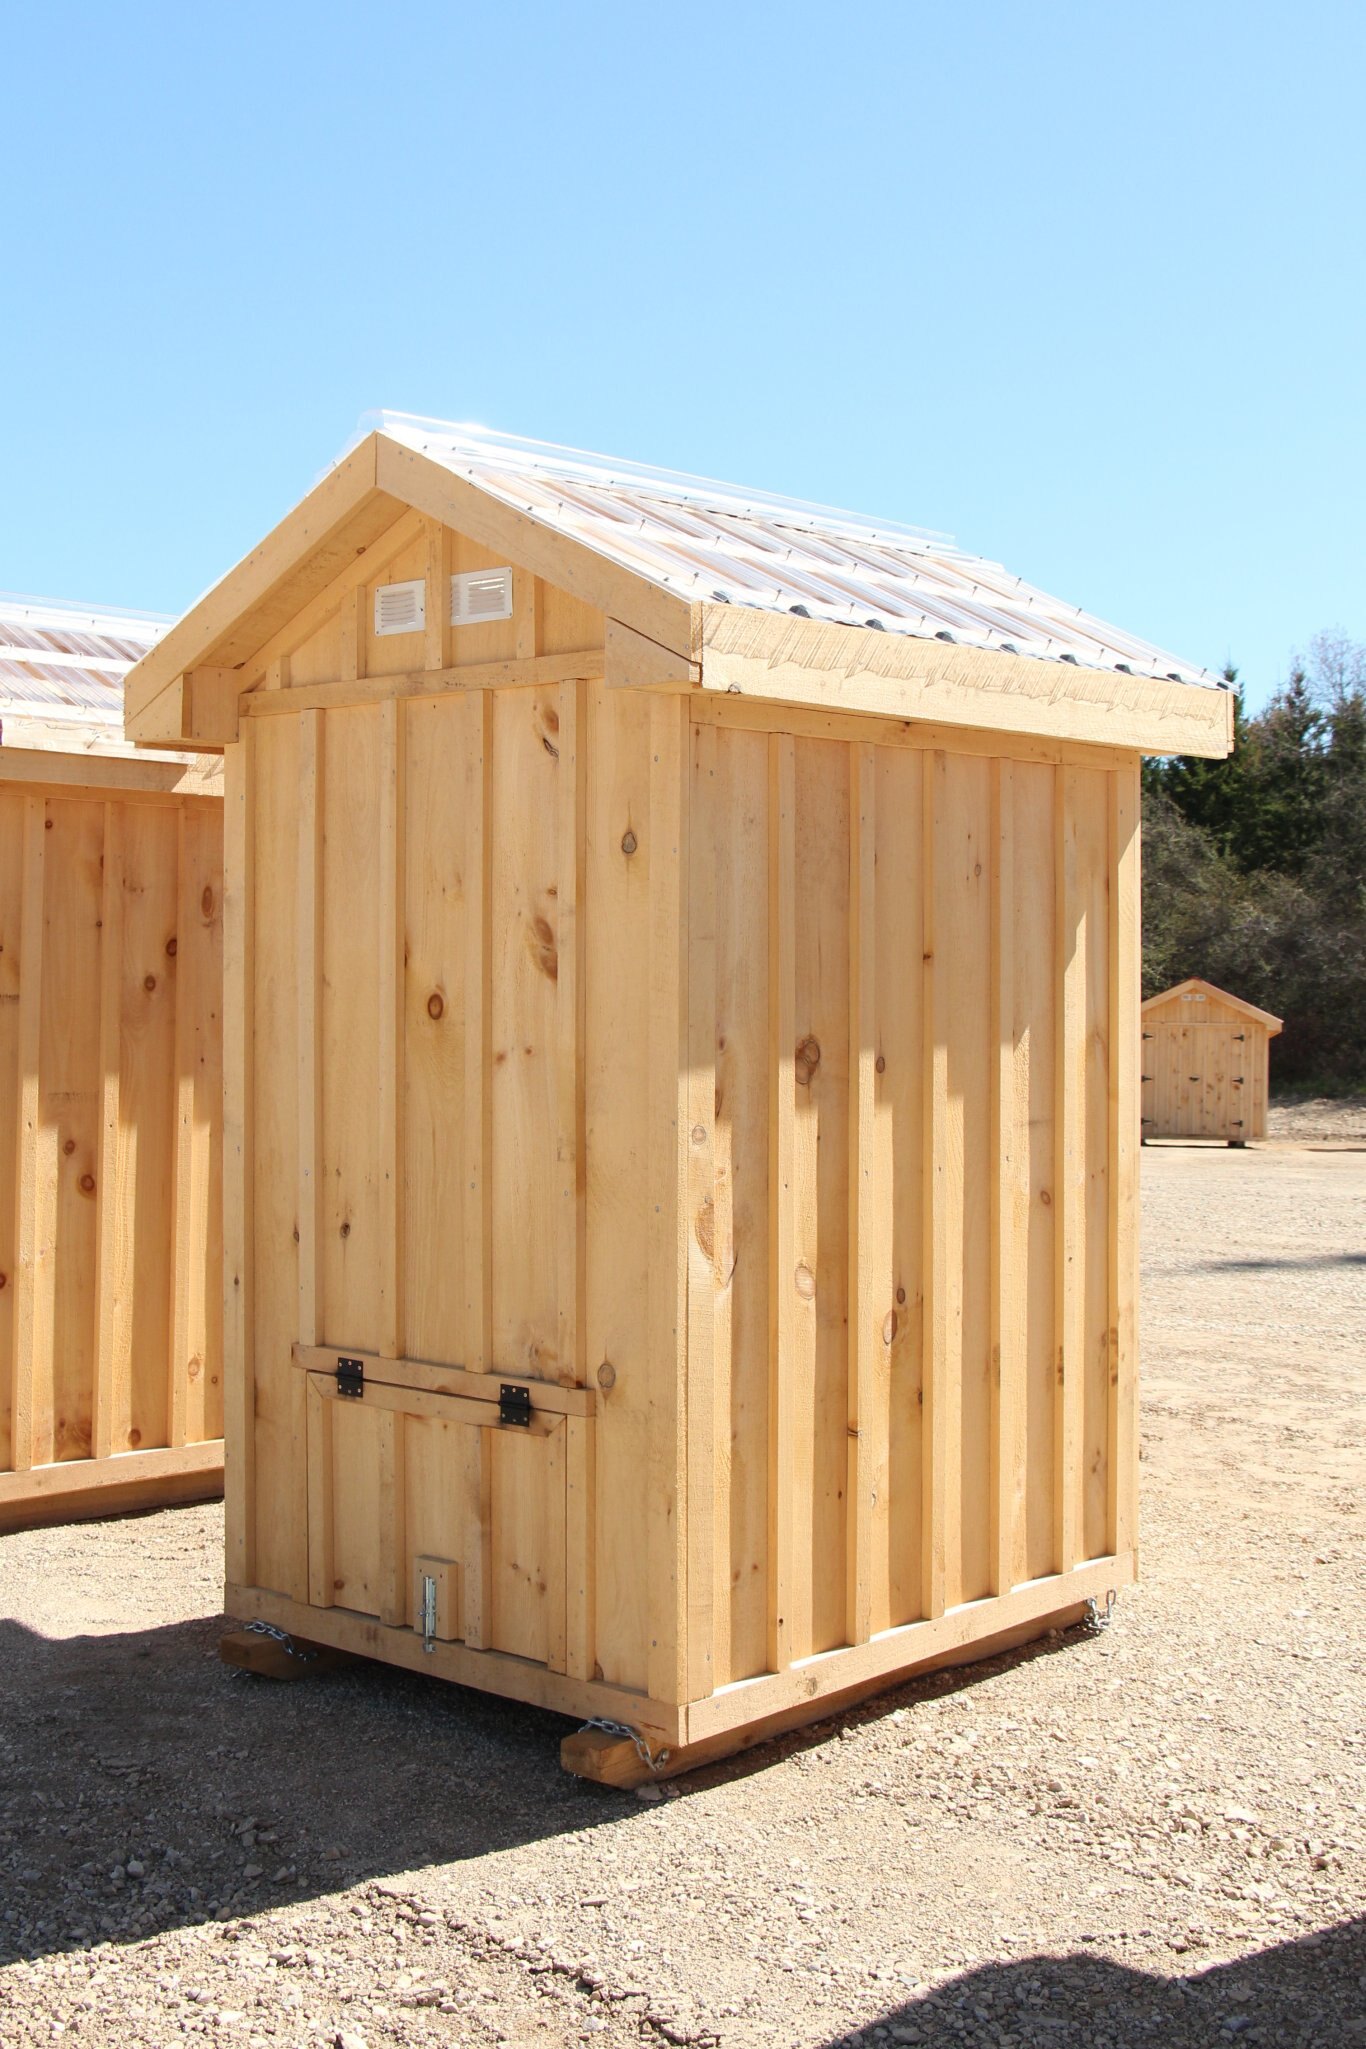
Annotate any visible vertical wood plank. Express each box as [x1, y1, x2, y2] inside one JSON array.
[[1055, 767, 1084, 1574], [10, 799, 45, 1474], [646, 694, 689, 1707], [223, 737, 255, 1585], [847, 744, 881, 1647], [92, 804, 122, 1461], [767, 732, 797, 1670], [464, 695, 493, 1372], [565, 1412, 596, 1679], [375, 1408, 408, 1624], [921, 756, 947, 1620], [424, 519, 448, 673], [297, 711, 323, 1350], [378, 699, 405, 1359], [556, 677, 588, 1387], [991, 762, 1027, 1593], [461, 1424, 492, 1648], [306, 1378, 335, 1608], [1109, 760, 1141, 1564], [685, 718, 717, 1699], [168, 808, 193, 1448], [543, 1418, 568, 1674]]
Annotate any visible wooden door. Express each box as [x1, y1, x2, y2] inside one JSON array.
[[1143, 1022, 1247, 1137], [299, 1351, 592, 1673]]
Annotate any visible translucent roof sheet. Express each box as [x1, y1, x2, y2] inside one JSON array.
[[361, 413, 1217, 688], [0, 592, 172, 724]]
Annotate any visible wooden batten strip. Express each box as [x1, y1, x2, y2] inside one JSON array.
[[565, 1413, 596, 1681], [92, 804, 123, 1461], [685, 720, 718, 1700], [375, 1407, 408, 1626], [847, 744, 879, 1646], [1054, 768, 1084, 1573], [555, 677, 588, 1389], [297, 712, 324, 1350], [990, 763, 1026, 1593], [463, 696, 493, 1373], [461, 1427, 492, 1649], [921, 756, 948, 1620], [305, 1375, 334, 1608], [242, 650, 606, 717], [767, 733, 797, 1671], [423, 519, 448, 674], [1108, 762, 1141, 1562], [645, 695, 690, 1708], [378, 700, 405, 1360], [223, 734, 256, 1585], [10, 799, 46, 1474], [543, 1420, 569, 1675]]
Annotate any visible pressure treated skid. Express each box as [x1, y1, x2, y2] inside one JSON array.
[[0, 746, 224, 1530], [124, 428, 1232, 1777], [1141, 978, 1282, 1144]]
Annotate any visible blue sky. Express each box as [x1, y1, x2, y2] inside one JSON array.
[[3, 1, 1361, 710]]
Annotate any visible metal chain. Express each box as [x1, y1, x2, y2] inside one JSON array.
[[1083, 1588, 1118, 1633], [243, 1618, 318, 1662], [578, 1717, 672, 1775]]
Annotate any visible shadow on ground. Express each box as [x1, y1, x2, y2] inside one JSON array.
[[819, 1917, 1365, 2048], [0, 1569, 1103, 1974]]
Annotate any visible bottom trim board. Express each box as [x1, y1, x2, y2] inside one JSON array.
[[227, 1554, 1133, 1766], [0, 1440, 225, 1534]]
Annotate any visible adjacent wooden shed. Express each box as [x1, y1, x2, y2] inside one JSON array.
[[1141, 977, 1282, 1143], [1, 595, 225, 1531], [124, 420, 1232, 1780]]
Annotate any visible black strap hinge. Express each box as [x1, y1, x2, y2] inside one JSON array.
[[499, 1383, 532, 1427], [336, 1356, 364, 1398]]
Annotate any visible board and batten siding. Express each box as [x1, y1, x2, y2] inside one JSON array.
[[0, 758, 224, 1529], [225, 617, 1139, 1731]]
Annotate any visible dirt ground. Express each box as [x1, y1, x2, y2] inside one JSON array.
[[1, 1136, 1362, 2049]]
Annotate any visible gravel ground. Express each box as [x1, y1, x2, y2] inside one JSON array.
[[1, 1139, 1362, 2049]]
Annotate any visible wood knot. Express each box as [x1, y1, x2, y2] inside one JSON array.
[[875, 1054, 886, 1074], [340, 1220, 351, 1238], [1040, 1188, 1052, 1207], [165, 936, 178, 957], [794, 1262, 816, 1300], [543, 704, 560, 734], [620, 829, 638, 856], [695, 1196, 715, 1264], [882, 1310, 898, 1346], [78, 1173, 95, 1195], [128, 1428, 142, 1447], [896, 1286, 906, 1305], [527, 913, 558, 981], [795, 1036, 821, 1086], [187, 1355, 202, 1381], [0, 1272, 7, 1289], [143, 974, 157, 993], [63, 1138, 76, 1156], [427, 991, 445, 1020], [201, 886, 216, 919], [44, 817, 53, 830], [596, 1360, 616, 1391], [690, 1123, 707, 1147]]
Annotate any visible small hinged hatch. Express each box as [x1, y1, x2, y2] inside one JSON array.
[[499, 1382, 532, 1427], [336, 1355, 365, 1399]]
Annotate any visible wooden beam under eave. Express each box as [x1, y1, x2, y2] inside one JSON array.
[[605, 619, 701, 691], [374, 436, 698, 659], [695, 604, 1234, 760]]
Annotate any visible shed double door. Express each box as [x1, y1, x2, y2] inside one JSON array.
[[299, 1347, 593, 1676], [1143, 1022, 1247, 1138]]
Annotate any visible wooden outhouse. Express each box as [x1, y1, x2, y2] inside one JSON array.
[[123, 420, 1232, 1780], [1141, 977, 1281, 1143], [1, 595, 225, 1531]]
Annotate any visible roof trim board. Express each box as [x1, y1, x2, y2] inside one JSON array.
[[1141, 977, 1283, 1033], [123, 426, 1233, 760]]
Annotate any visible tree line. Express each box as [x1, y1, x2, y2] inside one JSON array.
[[1143, 631, 1366, 1092]]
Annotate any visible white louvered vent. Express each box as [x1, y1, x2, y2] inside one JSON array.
[[450, 566, 514, 626], [373, 578, 426, 637]]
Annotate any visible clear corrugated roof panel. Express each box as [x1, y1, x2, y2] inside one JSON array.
[[0, 593, 172, 723], [361, 412, 1216, 688]]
